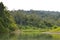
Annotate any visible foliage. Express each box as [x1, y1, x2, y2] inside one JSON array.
[[1, 2, 60, 33], [10, 10, 60, 29], [0, 2, 18, 33]]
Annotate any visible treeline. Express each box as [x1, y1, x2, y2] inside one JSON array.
[[10, 10, 60, 29], [0, 2, 60, 33]]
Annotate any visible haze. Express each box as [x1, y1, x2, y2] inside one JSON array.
[[0, 0, 60, 11]]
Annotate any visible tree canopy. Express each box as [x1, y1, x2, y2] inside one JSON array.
[[0, 2, 18, 33]]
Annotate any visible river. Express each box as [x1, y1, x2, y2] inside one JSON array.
[[0, 32, 60, 40]]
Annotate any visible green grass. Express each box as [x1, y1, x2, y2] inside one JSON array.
[[49, 27, 60, 32], [20, 29, 41, 35]]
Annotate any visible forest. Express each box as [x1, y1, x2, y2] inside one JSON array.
[[0, 2, 60, 33]]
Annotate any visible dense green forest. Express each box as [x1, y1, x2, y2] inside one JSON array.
[[0, 2, 60, 33], [10, 10, 60, 29]]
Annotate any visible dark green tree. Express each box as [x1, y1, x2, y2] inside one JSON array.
[[0, 2, 18, 33]]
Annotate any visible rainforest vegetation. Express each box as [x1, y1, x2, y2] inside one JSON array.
[[0, 2, 60, 33]]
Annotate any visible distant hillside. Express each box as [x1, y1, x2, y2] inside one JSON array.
[[9, 10, 60, 29]]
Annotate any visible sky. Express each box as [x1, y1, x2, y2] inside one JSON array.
[[0, 0, 60, 11]]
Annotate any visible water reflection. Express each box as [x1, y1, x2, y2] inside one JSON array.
[[0, 33, 9, 40], [0, 33, 60, 40]]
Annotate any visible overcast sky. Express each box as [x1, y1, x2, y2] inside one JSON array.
[[0, 0, 60, 11]]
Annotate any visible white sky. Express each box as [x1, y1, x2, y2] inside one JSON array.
[[0, 0, 60, 11]]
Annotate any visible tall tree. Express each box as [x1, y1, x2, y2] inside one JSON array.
[[0, 2, 18, 33]]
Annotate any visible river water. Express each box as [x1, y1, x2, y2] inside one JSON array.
[[0, 33, 60, 40]]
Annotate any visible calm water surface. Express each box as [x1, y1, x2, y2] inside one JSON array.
[[0, 33, 60, 40]]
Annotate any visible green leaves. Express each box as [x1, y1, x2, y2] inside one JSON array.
[[0, 2, 18, 33]]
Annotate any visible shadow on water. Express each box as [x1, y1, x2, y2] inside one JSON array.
[[0, 33, 9, 40], [1, 33, 53, 40], [0, 33, 60, 40], [18, 34, 53, 40]]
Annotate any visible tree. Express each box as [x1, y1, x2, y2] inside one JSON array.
[[0, 2, 18, 33]]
